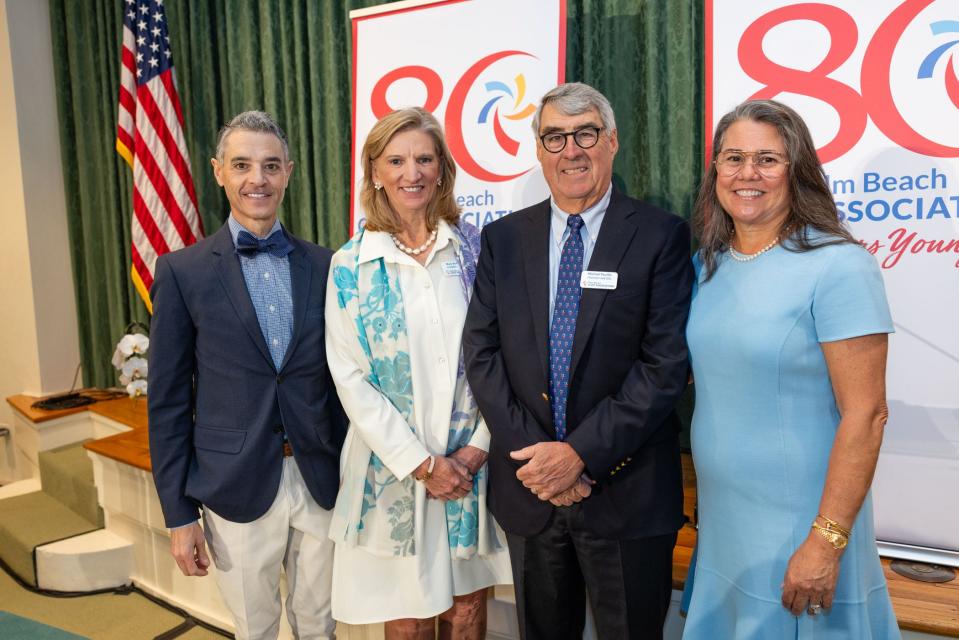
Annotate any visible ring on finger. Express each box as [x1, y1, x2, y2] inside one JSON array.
[[807, 603, 822, 616]]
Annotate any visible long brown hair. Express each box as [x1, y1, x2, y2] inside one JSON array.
[[694, 100, 855, 280], [360, 107, 460, 233]]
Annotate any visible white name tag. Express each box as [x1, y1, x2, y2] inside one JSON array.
[[580, 270, 618, 290], [442, 260, 462, 277]]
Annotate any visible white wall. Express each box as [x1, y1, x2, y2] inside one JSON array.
[[0, 0, 80, 482]]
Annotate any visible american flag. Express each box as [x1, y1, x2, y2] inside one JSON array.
[[116, 0, 203, 312]]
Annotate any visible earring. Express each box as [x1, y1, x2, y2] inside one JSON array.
[[437, 178, 443, 187], [374, 182, 382, 191]]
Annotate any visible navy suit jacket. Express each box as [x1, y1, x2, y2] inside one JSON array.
[[463, 189, 694, 539], [148, 223, 345, 528]]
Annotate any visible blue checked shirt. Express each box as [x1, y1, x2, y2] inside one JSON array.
[[548, 185, 612, 325], [227, 216, 294, 369]]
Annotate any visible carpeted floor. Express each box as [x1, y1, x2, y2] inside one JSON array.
[[0, 565, 227, 640], [0, 611, 90, 639]]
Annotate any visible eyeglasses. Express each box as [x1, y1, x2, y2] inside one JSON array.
[[539, 126, 604, 153], [714, 150, 790, 177]]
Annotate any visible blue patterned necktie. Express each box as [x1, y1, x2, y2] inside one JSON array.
[[549, 215, 585, 441]]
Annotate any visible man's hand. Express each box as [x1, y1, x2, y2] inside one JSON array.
[[510, 442, 585, 501], [170, 522, 210, 577], [549, 474, 595, 506], [449, 445, 488, 475]]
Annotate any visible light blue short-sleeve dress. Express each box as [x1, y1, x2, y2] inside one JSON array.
[[683, 234, 900, 639]]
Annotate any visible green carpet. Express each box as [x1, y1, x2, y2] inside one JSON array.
[[0, 611, 90, 639], [0, 492, 98, 585], [38, 442, 103, 525], [0, 567, 226, 639], [0, 441, 103, 586]]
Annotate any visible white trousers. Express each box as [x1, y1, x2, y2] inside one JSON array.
[[203, 457, 335, 640]]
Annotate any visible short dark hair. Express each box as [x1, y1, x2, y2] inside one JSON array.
[[214, 110, 289, 161]]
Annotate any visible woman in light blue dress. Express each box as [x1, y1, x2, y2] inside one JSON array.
[[683, 100, 900, 639]]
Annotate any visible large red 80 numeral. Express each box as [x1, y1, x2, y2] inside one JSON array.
[[369, 51, 535, 182], [740, 0, 959, 161]]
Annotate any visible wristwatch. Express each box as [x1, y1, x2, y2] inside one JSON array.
[[812, 522, 849, 549]]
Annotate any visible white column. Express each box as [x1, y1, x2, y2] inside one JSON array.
[[0, 0, 80, 482]]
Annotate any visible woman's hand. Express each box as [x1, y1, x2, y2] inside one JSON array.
[[781, 531, 842, 616], [419, 455, 473, 501], [448, 445, 488, 475]]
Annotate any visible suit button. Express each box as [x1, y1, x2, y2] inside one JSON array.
[[277, 375, 284, 384]]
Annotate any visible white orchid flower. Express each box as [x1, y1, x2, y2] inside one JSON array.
[[111, 346, 126, 370], [122, 357, 148, 379], [119, 373, 132, 386], [118, 333, 150, 357], [131, 333, 149, 354], [126, 379, 148, 397]]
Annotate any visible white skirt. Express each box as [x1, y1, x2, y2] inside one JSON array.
[[331, 495, 512, 624]]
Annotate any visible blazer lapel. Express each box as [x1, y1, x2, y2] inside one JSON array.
[[210, 225, 276, 371], [279, 238, 311, 373], [521, 202, 552, 383], [569, 192, 638, 377]]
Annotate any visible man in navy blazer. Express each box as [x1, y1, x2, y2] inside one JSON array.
[[463, 84, 694, 639], [148, 111, 344, 639]]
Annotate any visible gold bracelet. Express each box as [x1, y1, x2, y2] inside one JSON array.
[[817, 514, 851, 537], [812, 522, 849, 549], [415, 456, 435, 482]]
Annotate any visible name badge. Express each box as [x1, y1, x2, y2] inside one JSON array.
[[580, 270, 618, 290], [442, 260, 462, 277]]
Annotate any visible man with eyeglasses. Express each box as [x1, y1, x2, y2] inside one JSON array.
[[464, 82, 694, 639]]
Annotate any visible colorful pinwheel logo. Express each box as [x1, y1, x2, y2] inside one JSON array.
[[477, 74, 537, 157], [917, 20, 959, 109]]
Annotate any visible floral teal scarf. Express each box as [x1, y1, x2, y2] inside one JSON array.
[[332, 221, 486, 558]]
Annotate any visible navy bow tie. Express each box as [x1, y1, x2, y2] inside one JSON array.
[[235, 229, 293, 258]]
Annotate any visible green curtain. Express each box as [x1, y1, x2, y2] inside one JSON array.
[[50, 0, 139, 391], [566, 1, 705, 444], [567, 0, 705, 216], [48, 0, 703, 392], [49, 0, 384, 388]]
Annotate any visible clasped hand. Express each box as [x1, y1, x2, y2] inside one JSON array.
[[548, 474, 594, 506], [510, 442, 586, 502], [421, 447, 486, 501]]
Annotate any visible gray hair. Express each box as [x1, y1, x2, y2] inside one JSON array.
[[214, 110, 289, 161], [693, 99, 855, 281], [532, 82, 617, 135]]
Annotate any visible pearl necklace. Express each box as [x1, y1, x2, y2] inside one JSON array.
[[390, 229, 437, 256], [729, 236, 779, 262]]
